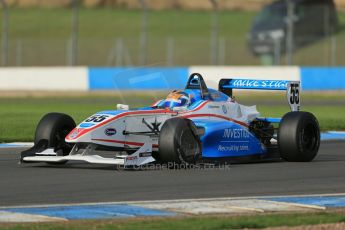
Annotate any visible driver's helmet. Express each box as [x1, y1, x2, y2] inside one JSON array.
[[163, 90, 190, 108]]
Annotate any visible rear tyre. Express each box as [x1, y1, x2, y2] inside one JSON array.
[[278, 112, 320, 162], [158, 118, 201, 165]]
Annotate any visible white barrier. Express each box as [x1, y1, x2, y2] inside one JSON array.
[[0, 67, 88, 91]]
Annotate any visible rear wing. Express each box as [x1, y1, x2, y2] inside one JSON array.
[[219, 79, 300, 112]]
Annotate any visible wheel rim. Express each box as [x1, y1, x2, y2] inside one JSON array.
[[54, 126, 73, 155], [179, 130, 199, 162], [301, 123, 318, 152]]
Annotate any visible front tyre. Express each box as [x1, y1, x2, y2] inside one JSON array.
[[278, 111, 320, 162], [34, 113, 76, 154], [21, 113, 76, 164], [158, 118, 201, 164]]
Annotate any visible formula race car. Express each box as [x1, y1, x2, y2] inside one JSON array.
[[21, 73, 320, 167]]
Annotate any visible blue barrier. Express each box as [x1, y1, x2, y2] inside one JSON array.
[[88, 67, 188, 90], [301, 67, 345, 90]]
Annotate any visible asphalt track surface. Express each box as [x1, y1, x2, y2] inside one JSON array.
[[0, 141, 344, 207]]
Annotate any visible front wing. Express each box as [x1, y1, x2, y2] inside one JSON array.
[[22, 139, 155, 167]]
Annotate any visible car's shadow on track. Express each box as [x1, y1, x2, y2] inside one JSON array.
[[20, 158, 288, 172], [24, 163, 121, 171]]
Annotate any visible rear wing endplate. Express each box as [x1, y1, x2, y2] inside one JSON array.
[[219, 79, 300, 112]]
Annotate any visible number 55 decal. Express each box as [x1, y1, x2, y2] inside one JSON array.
[[85, 114, 109, 123], [287, 82, 300, 112]]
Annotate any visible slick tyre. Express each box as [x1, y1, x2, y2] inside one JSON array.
[[278, 111, 320, 162], [35, 113, 76, 164], [158, 118, 201, 165]]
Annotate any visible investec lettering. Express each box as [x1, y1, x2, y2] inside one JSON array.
[[232, 80, 287, 89], [223, 129, 250, 139]]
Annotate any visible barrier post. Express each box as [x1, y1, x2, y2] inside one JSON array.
[[70, 0, 79, 66], [1, 0, 9, 66]]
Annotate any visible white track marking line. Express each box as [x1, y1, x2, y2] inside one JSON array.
[[0, 142, 33, 148], [10, 142, 34, 146]]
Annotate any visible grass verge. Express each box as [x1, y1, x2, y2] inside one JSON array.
[[1, 211, 345, 230], [0, 92, 344, 142]]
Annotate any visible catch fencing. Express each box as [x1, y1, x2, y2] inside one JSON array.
[[0, 1, 344, 67]]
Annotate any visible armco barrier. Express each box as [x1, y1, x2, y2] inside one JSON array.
[[0, 66, 344, 91]]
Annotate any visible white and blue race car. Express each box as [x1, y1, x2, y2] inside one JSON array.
[[21, 73, 320, 167]]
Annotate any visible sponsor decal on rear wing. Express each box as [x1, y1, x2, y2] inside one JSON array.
[[219, 79, 300, 112], [223, 79, 290, 90]]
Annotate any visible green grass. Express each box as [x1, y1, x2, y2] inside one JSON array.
[[260, 105, 345, 131], [0, 93, 344, 142], [0, 8, 345, 66], [1, 211, 345, 230]]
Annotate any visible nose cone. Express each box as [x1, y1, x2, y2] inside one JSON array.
[[65, 110, 125, 142], [66, 127, 86, 141]]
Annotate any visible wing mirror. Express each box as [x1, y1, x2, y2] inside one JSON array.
[[117, 104, 129, 110]]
